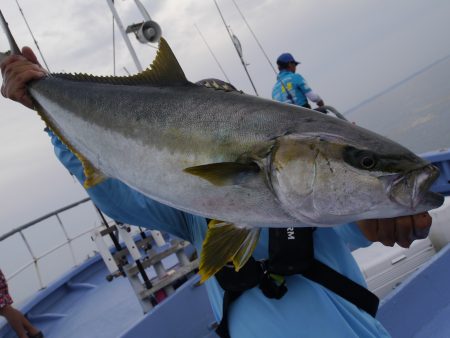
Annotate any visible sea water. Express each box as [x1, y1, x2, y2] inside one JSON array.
[[345, 54, 450, 154]]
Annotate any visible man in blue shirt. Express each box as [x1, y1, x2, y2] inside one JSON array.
[[272, 52, 324, 109], [1, 48, 433, 338]]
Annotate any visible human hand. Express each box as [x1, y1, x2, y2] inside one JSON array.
[[1, 47, 47, 109], [357, 212, 432, 248], [317, 100, 324, 107]]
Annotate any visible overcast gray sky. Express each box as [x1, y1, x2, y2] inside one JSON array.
[[1, 0, 450, 230]]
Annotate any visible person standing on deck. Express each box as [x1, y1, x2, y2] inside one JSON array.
[[272, 52, 324, 109]]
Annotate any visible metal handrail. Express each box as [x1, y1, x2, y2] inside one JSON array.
[[0, 197, 102, 290], [0, 197, 91, 241]]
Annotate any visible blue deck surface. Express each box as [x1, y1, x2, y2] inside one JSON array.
[[1, 257, 144, 338], [378, 244, 450, 338], [0, 254, 217, 338], [120, 276, 217, 338]]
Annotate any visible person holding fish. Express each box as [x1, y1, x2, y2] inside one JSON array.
[[0, 40, 438, 338], [272, 52, 324, 108]]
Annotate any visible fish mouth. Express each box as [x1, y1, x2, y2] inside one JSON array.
[[389, 164, 444, 210]]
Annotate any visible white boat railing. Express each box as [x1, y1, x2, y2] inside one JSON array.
[[0, 198, 104, 291]]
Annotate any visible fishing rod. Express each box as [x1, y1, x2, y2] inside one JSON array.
[[230, 0, 296, 104], [14, 0, 51, 71], [194, 23, 231, 83], [231, 0, 276, 76], [213, 0, 259, 96]]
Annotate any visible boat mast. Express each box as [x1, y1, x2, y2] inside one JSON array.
[[105, 0, 161, 72], [213, 0, 259, 96], [106, 0, 142, 71]]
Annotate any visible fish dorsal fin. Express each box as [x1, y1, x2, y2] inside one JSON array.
[[52, 38, 188, 86]]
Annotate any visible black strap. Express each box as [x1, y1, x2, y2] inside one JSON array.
[[215, 257, 263, 292], [302, 259, 379, 317], [215, 289, 243, 338], [214, 227, 379, 338], [268, 227, 314, 275], [214, 258, 265, 338]]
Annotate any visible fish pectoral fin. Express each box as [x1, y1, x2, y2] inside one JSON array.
[[199, 220, 260, 283], [184, 162, 260, 186]]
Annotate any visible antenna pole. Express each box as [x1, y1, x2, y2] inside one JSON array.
[[106, 0, 144, 72], [134, 0, 152, 20]]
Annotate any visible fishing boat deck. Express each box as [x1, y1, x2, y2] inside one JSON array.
[[3, 243, 450, 338], [28, 257, 141, 338], [0, 253, 217, 338], [378, 244, 450, 338]]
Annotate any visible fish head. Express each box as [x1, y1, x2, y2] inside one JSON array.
[[268, 132, 444, 226]]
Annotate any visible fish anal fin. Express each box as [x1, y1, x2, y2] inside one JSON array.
[[82, 161, 107, 188], [232, 228, 261, 271], [184, 162, 259, 186], [35, 107, 106, 189], [199, 220, 260, 283]]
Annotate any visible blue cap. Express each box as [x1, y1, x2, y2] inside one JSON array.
[[276, 53, 300, 65]]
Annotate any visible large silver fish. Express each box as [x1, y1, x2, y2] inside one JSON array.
[[0, 11, 443, 280]]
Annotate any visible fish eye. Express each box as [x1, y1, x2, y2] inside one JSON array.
[[360, 155, 376, 169], [343, 146, 378, 171]]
